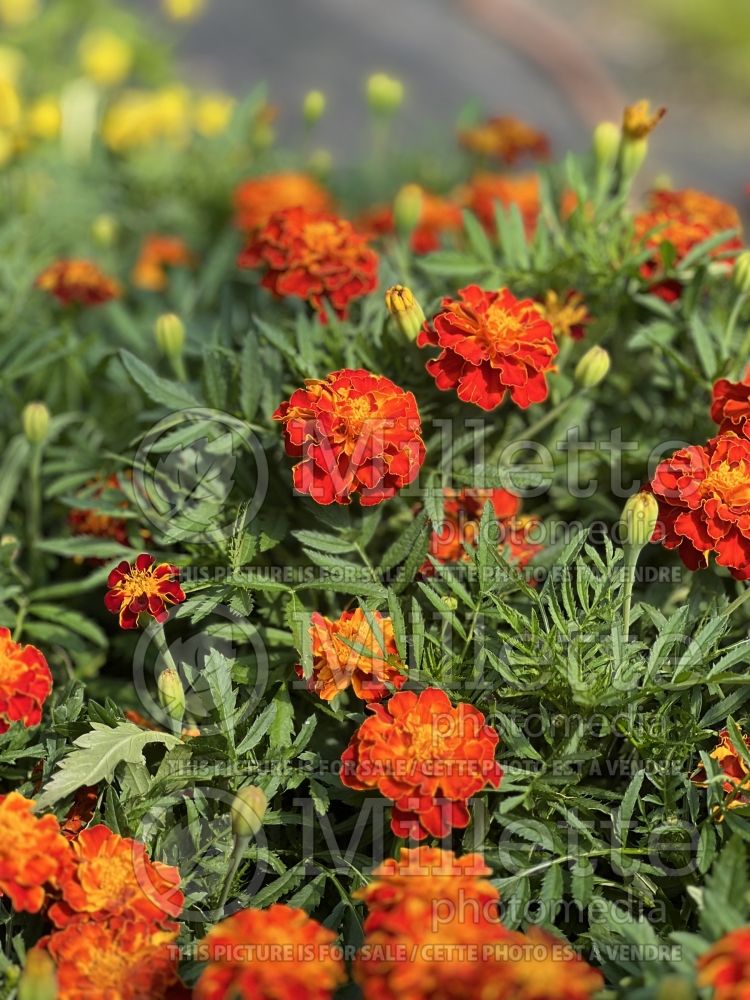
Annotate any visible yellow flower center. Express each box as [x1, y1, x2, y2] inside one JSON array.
[[302, 220, 341, 258], [701, 460, 750, 508], [116, 568, 162, 603], [481, 303, 523, 351]]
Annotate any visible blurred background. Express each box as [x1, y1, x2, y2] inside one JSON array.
[[125, 0, 748, 202]]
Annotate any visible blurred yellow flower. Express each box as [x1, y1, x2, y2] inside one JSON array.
[[162, 0, 205, 20], [0, 80, 21, 130], [0, 46, 24, 85], [26, 95, 60, 140], [102, 86, 190, 152], [0, 0, 38, 27], [79, 30, 133, 88], [193, 92, 234, 137]]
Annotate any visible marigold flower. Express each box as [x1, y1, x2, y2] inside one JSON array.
[[424, 487, 521, 568], [46, 920, 185, 1000], [104, 553, 185, 629], [0, 626, 53, 733], [458, 115, 550, 164], [341, 687, 502, 839], [622, 100, 666, 140], [711, 373, 750, 439], [497, 925, 604, 1000], [233, 172, 332, 232], [361, 187, 462, 254], [49, 823, 183, 928], [697, 926, 750, 999], [691, 727, 750, 809], [193, 904, 346, 1000], [385, 284, 425, 340], [417, 285, 558, 411], [78, 29, 133, 88], [650, 433, 750, 580], [301, 608, 405, 702], [68, 474, 131, 550], [238, 207, 379, 321], [461, 172, 541, 234], [35, 259, 121, 307], [502, 514, 545, 572], [0, 792, 71, 913], [132, 234, 194, 291], [273, 369, 425, 506], [535, 289, 591, 341]]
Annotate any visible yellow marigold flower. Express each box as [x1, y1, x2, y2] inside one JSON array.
[[162, 0, 205, 20], [79, 30, 133, 88], [622, 99, 666, 140], [193, 92, 235, 137], [102, 87, 190, 152], [26, 95, 60, 140], [0, 0, 38, 27], [0, 79, 20, 130]]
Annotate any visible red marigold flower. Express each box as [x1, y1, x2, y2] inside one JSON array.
[[35, 259, 121, 306], [711, 373, 750, 438], [650, 432, 750, 580], [233, 172, 332, 232], [458, 116, 550, 164], [460, 172, 541, 235], [424, 487, 521, 568], [132, 234, 195, 291], [49, 823, 183, 928], [0, 627, 53, 733], [0, 792, 72, 913], [691, 727, 750, 809], [341, 687, 502, 840], [535, 289, 591, 341], [104, 553, 185, 629], [68, 473, 131, 551], [273, 369, 425, 506], [697, 926, 750, 1000], [193, 904, 346, 1000], [300, 608, 405, 702], [417, 285, 558, 411], [45, 920, 185, 1000], [237, 206, 378, 320], [360, 187, 463, 254]]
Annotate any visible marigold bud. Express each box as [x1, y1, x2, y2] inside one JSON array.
[[733, 250, 750, 295], [156, 667, 185, 722], [302, 90, 326, 125], [393, 183, 423, 235], [366, 73, 403, 115], [620, 136, 648, 180], [18, 949, 56, 1000], [574, 346, 610, 388], [21, 402, 49, 444], [621, 491, 659, 548], [385, 285, 425, 341], [91, 213, 117, 247], [592, 121, 620, 171], [622, 100, 666, 141], [231, 785, 268, 838], [154, 313, 185, 357], [442, 596, 458, 611]]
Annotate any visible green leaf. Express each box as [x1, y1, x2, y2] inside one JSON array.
[[119, 349, 201, 410]]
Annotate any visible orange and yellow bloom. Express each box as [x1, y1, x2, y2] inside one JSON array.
[[35, 259, 121, 307], [68, 474, 131, 551], [233, 172, 332, 232], [273, 369, 425, 506], [691, 727, 750, 809], [238, 206, 379, 321], [341, 687, 502, 839], [711, 373, 750, 439], [132, 234, 194, 291], [193, 904, 346, 1000], [697, 927, 750, 999], [423, 487, 520, 568], [458, 115, 549, 164], [461, 172, 541, 235], [0, 627, 52, 733], [417, 285, 558, 411], [104, 553, 185, 629], [0, 793, 71, 913], [535, 289, 591, 341]]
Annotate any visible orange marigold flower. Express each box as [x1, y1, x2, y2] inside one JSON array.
[[622, 99, 666, 140], [461, 171, 541, 235], [301, 608, 405, 702], [35, 259, 121, 307], [417, 285, 558, 411], [233, 172, 332, 232], [238, 206, 379, 321], [341, 687, 502, 840], [273, 369, 425, 506], [535, 289, 591, 341], [68, 473, 131, 550], [424, 487, 521, 568], [46, 920, 185, 1000], [49, 823, 183, 928], [650, 433, 750, 580], [193, 904, 346, 1000], [711, 373, 750, 439], [697, 926, 750, 999], [502, 514, 545, 572], [0, 792, 72, 913], [361, 188, 463, 254], [458, 115, 550, 164], [104, 552, 185, 629], [691, 727, 750, 809], [132, 234, 195, 291], [0, 626, 53, 733], [495, 925, 604, 1000]]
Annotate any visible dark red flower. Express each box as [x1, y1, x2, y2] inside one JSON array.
[[35, 259, 121, 307], [104, 553, 185, 629], [711, 373, 750, 438], [458, 116, 550, 164]]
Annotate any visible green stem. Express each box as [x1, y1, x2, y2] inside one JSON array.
[[509, 394, 576, 447], [621, 542, 644, 641], [151, 621, 178, 673], [721, 584, 750, 620], [169, 353, 188, 382], [26, 442, 43, 585], [724, 291, 748, 359], [217, 834, 250, 912]]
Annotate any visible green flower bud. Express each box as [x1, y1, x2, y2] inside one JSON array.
[[154, 313, 185, 357], [442, 596, 458, 611], [592, 121, 620, 172], [385, 285, 425, 341], [733, 250, 750, 295], [574, 346, 610, 388], [620, 135, 648, 181], [231, 785, 268, 838], [621, 491, 659, 548], [22, 401, 50, 444], [393, 183, 423, 236], [302, 90, 326, 125], [366, 73, 403, 115], [156, 667, 185, 723], [18, 950, 56, 1000]]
